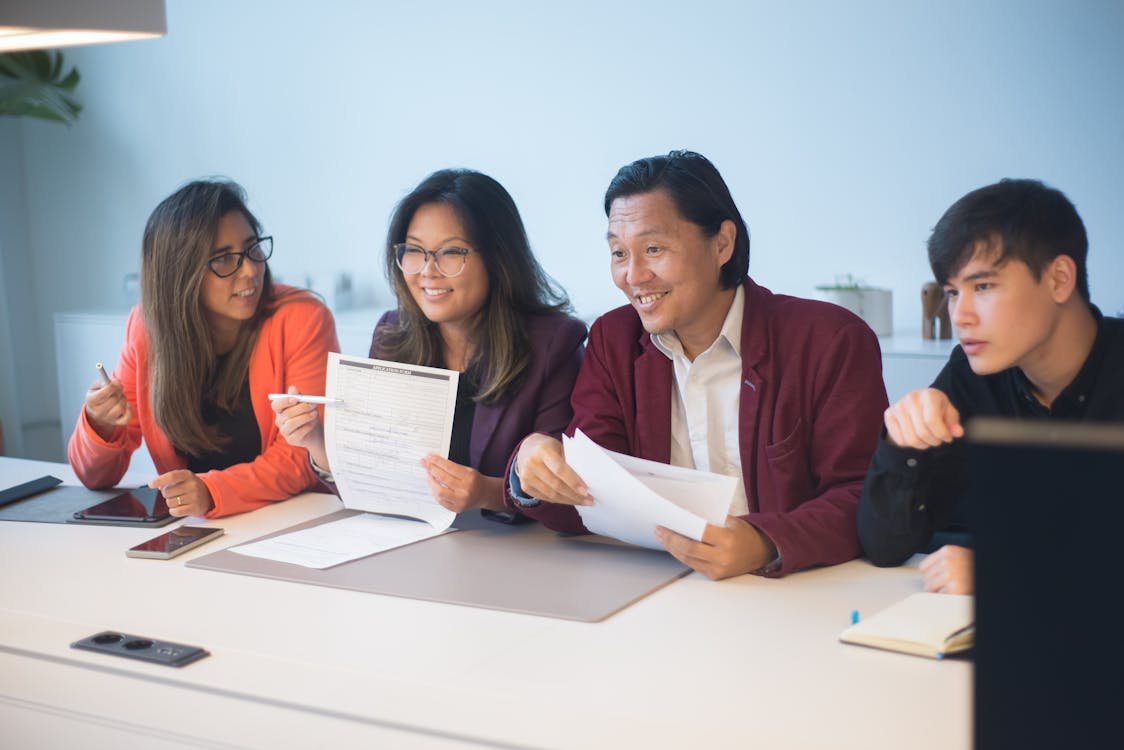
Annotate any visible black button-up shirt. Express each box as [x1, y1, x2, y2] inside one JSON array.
[[858, 308, 1124, 565]]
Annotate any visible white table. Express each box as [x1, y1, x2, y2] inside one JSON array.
[[0, 457, 970, 749]]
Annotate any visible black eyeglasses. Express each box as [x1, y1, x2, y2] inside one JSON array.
[[393, 243, 474, 277], [208, 237, 273, 278]]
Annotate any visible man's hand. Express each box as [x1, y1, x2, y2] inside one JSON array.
[[513, 433, 591, 505], [150, 469, 215, 517], [655, 516, 777, 580], [420, 454, 505, 512], [884, 388, 964, 450], [919, 544, 974, 594]]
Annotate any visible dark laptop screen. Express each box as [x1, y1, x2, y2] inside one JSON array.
[[968, 417, 1123, 750]]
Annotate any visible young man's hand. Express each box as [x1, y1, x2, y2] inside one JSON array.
[[919, 544, 974, 594], [884, 388, 964, 449]]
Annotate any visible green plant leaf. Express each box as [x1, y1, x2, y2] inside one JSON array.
[[0, 50, 82, 125]]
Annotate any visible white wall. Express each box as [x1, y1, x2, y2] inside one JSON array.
[[5, 0, 1124, 460]]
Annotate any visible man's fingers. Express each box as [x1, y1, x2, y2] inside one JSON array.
[[699, 521, 733, 547], [657, 527, 720, 578], [944, 402, 964, 438], [886, 406, 923, 449], [918, 396, 954, 445], [523, 470, 590, 505], [530, 472, 590, 505], [541, 452, 588, 496]]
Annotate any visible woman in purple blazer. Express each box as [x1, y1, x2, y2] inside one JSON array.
[[273, 169, 586, 519]]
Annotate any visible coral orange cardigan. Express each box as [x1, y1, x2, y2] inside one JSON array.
[[68, 286, 339, 517]]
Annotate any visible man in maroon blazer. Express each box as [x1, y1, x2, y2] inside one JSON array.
[[507, 150, 888, 579]]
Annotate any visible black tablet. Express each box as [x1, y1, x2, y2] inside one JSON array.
[[0, 475, 63, 508], [71, 487, 174, 526]]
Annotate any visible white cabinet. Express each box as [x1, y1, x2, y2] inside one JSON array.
[[879, 335, 957, 403]]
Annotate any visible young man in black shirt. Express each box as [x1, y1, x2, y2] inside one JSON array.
[[858, 178, 1124, 593]]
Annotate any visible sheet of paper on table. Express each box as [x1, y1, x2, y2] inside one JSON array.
[[564, 429, 736, 549], [231, 513, 451, 569]]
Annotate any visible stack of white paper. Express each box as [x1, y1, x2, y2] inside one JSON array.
[[564, 429, 736, 549]]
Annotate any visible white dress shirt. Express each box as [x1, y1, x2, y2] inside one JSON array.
[[650, 285, 749, 517]]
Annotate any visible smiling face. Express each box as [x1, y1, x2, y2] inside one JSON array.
[[402, 202, 490, 336], [944, 241, 1067, 376], [200, 210, 265, 345], [607, 189, 735, 359]]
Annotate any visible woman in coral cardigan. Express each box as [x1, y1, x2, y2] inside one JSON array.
[[69, 179, 339, 518], [272, 169, 586, 518]]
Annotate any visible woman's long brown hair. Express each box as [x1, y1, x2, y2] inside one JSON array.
[[140, 179, 276, 456]]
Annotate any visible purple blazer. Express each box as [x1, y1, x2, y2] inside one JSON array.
[[371, 310, 587, 480], [508, 278, 888, 575]]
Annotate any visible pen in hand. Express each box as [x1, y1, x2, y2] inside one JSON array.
[[267, 393, 343, 405], [96, 362, 112, 385]]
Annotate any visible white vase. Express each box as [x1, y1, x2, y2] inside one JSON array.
[[815, 288, 893, 336]]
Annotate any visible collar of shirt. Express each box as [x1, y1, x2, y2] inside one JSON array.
[[651, 284, 744, 362], [1013, 305, 1106, 418]]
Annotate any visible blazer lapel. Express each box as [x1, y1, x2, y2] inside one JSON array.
[[738, 278, 767, 512], [470, 398, 506, 468], [634, 335, 673, 463]]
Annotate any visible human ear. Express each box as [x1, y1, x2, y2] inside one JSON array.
[[1047, 254, 1078, 303], [714, 219, 737, 266]]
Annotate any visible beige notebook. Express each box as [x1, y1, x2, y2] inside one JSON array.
[[839, 592, 974, 659]]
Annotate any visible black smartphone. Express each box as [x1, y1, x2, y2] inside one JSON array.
[[71, 486, 173, 526], [126, 526, 224, 559]]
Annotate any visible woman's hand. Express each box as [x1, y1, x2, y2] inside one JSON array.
[[150, 469, 215, 517], [420, 454, 505, 512], [270, 386, 330, 471], [83, 377, 133, 441]]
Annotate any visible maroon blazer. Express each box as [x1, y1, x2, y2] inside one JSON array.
[[509, 278, 888, 576], [372, 310, 587, 479]]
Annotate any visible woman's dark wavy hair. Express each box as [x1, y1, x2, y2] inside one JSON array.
[[603, 150, 750, 289], [928, 178, 1089, 301], [377, 169, 571, 402]]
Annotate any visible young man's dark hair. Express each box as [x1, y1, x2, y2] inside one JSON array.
[[928, 178, 1089, 302], [603, 150, 750, 289]]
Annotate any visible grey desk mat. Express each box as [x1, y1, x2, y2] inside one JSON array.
[[188, 509, 689, 622], [0, 484, 125, 524]]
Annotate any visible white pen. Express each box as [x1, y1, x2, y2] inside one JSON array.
[[267, 393, 343, 405], [95, 362, 112, 385]]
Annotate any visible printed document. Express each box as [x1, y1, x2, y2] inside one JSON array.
[[232, 353, 460, 569], [564, 429, 736, 549], [324, 352, 459, 530]]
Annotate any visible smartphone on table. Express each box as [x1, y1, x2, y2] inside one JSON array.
[[126, 526, 225, 559]]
